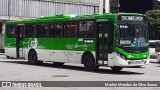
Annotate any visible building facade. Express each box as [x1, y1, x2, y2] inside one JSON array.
[[154, 0, 160, 9], [0, 0, 99, 20], [0, 0, 99, 33]]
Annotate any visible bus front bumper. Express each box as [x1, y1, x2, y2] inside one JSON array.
[[108, 53, 149, 67]]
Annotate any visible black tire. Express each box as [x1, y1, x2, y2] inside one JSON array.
[[28, 50, 43, 65], [53, 62, 64, 66], [6, 56, 14, 59], [6, 56, 10, 59], [110, 66, 123, 72], [83, 54, 99, 71]]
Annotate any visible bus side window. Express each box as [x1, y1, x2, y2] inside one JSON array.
[[49, 23, 63, 38], [7, 25, 16, 38], [16, 25, 25, 39], [49, 23, 56, 37], [64, 21, 78, 38], [37, 23, 49, 37], [79, 20, 95, 38], [64, 22, 70, 37], [55, 23, 63, 37], [26, 24, 36, 38]]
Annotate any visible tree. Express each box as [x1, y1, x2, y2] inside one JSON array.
[[145, 10, 160, 40]]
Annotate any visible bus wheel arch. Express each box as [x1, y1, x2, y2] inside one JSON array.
[[28, 49, 43, 65], [82, 51, 98, 71]]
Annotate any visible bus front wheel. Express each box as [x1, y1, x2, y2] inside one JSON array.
[[28, 50, 43, 65], [83, 54, 99, 71], [110, 66, 123, 72]]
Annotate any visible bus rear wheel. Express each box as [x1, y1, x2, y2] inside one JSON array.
[[83, 54, 99, 71], [110, 66, 123, 72], [28, 50, 43, 65]]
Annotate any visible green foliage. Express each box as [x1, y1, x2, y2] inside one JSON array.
[[145, 10, 160, 40], [145, 10, 160, 25]]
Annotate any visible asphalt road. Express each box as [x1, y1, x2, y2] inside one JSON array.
[[0, 54, 160, 90]]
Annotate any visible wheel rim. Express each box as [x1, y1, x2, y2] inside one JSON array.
[[87, 57, 93, 66], [29, 53, 37, 63], [32, 55, 36, 61]]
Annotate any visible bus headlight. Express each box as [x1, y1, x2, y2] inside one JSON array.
[[143, 55, 147, 58], [127, 55, 132, 58]]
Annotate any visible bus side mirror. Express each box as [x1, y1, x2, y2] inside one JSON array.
[[108, 20, 114, 53]]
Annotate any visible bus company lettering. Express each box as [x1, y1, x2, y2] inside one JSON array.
[[28, 38, 38, 49], [66, 44, 79, 49]]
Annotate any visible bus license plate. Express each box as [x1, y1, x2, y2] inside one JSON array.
[[130, 61, 142, 64]]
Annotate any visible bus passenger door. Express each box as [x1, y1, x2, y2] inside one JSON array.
[[96, 21, 114, 65], [16, 25, 25, 58]]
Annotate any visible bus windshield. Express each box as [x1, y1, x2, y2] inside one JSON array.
[[117, 23, 149, 47]]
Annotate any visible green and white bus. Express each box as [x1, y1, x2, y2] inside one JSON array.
[[4, 13, 149, 71]]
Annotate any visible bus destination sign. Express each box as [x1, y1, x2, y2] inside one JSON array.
[[118, 15, 144, 22]]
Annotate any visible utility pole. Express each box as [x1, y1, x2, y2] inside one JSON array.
[[8, 0, 11, 20], [99, 0, 110, 14], [99, 0, 104, 14], [105, 0, 110, 13]]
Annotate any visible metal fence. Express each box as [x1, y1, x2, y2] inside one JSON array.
[[0, 0, 99, 19]]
